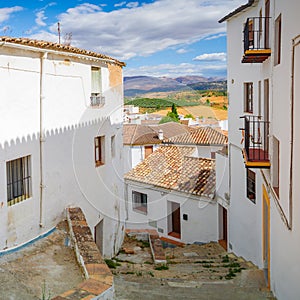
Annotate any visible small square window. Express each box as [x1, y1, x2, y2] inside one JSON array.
[[132, 191, 147, 214], [95, 136, 105, 167], [6, 156, 32, 206]]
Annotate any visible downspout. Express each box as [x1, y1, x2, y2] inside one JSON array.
[[39, 52, 47, 227], [288, 35, 300, 229]]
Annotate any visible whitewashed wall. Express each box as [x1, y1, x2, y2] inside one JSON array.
[[0, 45, 124, 257], [125, 181, 218, 244], [226, 1, 300, 299]]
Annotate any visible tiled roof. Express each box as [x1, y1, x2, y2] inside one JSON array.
[[218, 0, 256, 23], [123, 122, 191, 146], [163, 126, 228, 146], [125, 146, 215, 198], [0, 36, 125, 67]]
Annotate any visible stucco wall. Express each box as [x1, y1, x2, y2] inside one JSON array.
[[0, 46, 125, 257], [125, 182, 218, 244]]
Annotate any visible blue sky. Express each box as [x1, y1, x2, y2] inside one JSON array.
[[0, 0, 245, 78]]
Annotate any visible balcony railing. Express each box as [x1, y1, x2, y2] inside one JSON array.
[[242, 17, 271, 63], [240, 115, 270, 168], [90, 94, 105, 107]]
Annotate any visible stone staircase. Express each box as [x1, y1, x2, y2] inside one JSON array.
[[113, 236, 276, 299]]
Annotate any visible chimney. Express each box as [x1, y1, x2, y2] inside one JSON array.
[[158, 129, 164, 141]]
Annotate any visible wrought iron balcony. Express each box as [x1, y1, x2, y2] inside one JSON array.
[[240, 115, 270, 168], [90, 94, 105, 107], [242, 17, 271, 63]]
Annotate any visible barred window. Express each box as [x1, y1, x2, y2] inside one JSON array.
[[7, 156, 32, 206]]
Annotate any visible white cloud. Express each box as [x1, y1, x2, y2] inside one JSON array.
[[193, 52, 227, 62], [0, 6, 23, 23], [39, 0, 244, 60], [205, 33, 226, 40], [35, 11, 47, 26], [115, 2, 126, 7], [176, 48, 188, 54], [126, 2, 139, 8], [124, 62, 227, 78]]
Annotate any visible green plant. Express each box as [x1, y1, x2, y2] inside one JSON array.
[[136, 271, 143, 276], [154, 264, 169, 270], [41, 280, 51, 300], [104, 259, 121, 269], [148, 271, 154, 277], [222, 255, 230, 263], [184, 113, 194, 119]]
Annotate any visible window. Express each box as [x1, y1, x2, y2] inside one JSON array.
[[6, 156, 31, 206], [244, 82, 253, 113], [274, 14, 281, 66], [111, 135, 115, 158], [91, 67, 105, 106], [246, 169, 256, 203], [132, 191, 147, 214], [95, 136, 105, 167]]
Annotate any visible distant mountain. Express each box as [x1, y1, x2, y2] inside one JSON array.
[[124, 75, 226, 97]]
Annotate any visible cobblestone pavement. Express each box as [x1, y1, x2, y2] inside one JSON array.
[[113, 236, 276, 300]]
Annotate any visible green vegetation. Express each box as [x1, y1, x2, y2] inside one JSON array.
[[104, 259, 121, 269], [124, 97, 200, 108], [184, 113, 194, 119], [159, 115, 179, 124], [154, 264, 169, 270], [41, 280, 51, 300]]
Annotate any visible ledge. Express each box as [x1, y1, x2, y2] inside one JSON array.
[[52, 207, 114, 300]]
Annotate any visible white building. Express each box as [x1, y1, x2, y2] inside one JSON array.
[[123, 122, 191, 173], [220, 1, 300, 299], [163, 126, 228, 159], [124, 146, 218, 244], [0, 37, 125, 258]]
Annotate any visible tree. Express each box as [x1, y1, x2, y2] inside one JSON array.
[[171, 103, 179, 120]]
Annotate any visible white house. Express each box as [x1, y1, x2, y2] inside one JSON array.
[[0, 37, 125, 258], [220, 1, 300, 299], [123, 122, 191, 173], [163, 126, 228, 159], [124, 146, 218, 244]]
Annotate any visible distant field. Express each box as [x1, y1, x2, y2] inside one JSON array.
[[155, 105, 228, 121], [125, 91, 228, 120]]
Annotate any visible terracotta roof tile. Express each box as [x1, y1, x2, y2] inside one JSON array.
[[163, 126, 228, 146], [125, 146, 215, 197], [123, 122, 191, 146], [0, 36, 125, 67]]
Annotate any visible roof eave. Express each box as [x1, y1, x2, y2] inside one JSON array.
[[218, 0, 257, 23]]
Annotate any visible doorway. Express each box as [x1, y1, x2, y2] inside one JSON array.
[[262, 185, 270, 288], [218, 205, 228, 250], [168, 202, 181, 239], [94, 219, 104, 255]]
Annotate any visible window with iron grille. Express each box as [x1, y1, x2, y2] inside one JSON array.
[[6, 156, 32, 206], [91, 66, 105, 106], [132, 191, 147, 214], [246, 169, 256, 203], [95, 136, 105, 167], [244, 82, 253, 113]]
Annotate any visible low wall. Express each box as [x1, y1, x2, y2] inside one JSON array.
[[52, 207, 114, 300]]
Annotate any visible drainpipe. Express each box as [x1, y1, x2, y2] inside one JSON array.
[[288, 35, 300, 229], [39, 52, 47, 227]]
